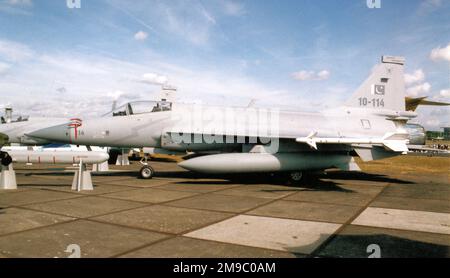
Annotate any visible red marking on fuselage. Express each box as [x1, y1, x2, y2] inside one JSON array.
[[67, 118, 83, 141]]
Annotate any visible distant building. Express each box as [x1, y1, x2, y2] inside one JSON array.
[[426, 127, 450, 141], [443, 127, 450, 140]]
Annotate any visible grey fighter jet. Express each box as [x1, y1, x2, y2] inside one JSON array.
[[0, 109, 71, 166], [0, 118, 69, 145], [0, 110, 69, 145], [28, 56, 415, 182]]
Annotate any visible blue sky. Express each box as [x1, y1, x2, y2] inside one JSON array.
[[0, 0, 449, 129]]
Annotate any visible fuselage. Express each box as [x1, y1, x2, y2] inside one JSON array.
[[27, 102, 399, 153]]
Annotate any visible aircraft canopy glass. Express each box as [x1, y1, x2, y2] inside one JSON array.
[[103, 101, 172, 117]]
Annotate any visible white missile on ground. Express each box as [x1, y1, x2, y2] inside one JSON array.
[[5, 149, 109, 164], [0, 149, 109, 191], [178, 152, 360, 174]]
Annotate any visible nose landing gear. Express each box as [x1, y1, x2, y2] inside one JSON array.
[[139, 165, 154, 179]]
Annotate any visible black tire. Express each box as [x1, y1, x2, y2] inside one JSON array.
[[289, 171, 303, 182], [0, 152, 12, 166], [284, 171, 304, 186], [139, 165, 154, 179]]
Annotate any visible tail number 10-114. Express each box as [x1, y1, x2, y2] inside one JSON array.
[[358, 97, 384, 107]]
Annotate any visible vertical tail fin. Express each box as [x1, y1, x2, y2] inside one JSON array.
[[345, 56, 406, 112]]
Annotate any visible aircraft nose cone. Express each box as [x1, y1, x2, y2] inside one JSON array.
[[27, 123, 71, 143]]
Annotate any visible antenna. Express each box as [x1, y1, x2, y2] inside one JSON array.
[[160, 84, 177, 102], [111, 100, 117, 111], [5, 106, 12, 123]]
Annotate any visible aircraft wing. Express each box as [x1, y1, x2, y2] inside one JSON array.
[[166, 130, 409, 153], [405, 96, 450, 111]]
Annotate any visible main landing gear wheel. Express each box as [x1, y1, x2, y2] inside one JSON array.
[[286, 171, 304, 185], [289, 171, 303, 181], [139, 165, 154, 179]]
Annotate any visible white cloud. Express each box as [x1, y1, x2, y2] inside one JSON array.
[[161, 2, 216, 46], [404, 69, 425, 85], [317, 70, 330, 80], [406, 82, 431, 97], [6, 0, 32, 6], [430, 43, 450, 63], [199, 4, 216, 25], [38, 54, 109, 75], [0, 62, 11, 74], [418, 0, 442, 15], [106, 90, 125, 101], [140, 73, 168, 85], [440, 89, 450, 98], [425, 118, 441, 128], [134, 30, 148, 41], [106, 1, 216, 46], [0, 39, 34, 62], [292, 70, 313, 81], [292, 70, 330, 81], [222, 0, 245, 16], [0, 0, 33, 15], [0, 41, 292, 118]]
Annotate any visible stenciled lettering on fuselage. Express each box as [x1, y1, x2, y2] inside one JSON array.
[[359, 84, 385, 108]]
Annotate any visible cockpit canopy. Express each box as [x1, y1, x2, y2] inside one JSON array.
[[103, 101, 172, 117]]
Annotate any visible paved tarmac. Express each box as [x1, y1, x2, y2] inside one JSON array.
[[0, 157, 449, 258]]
